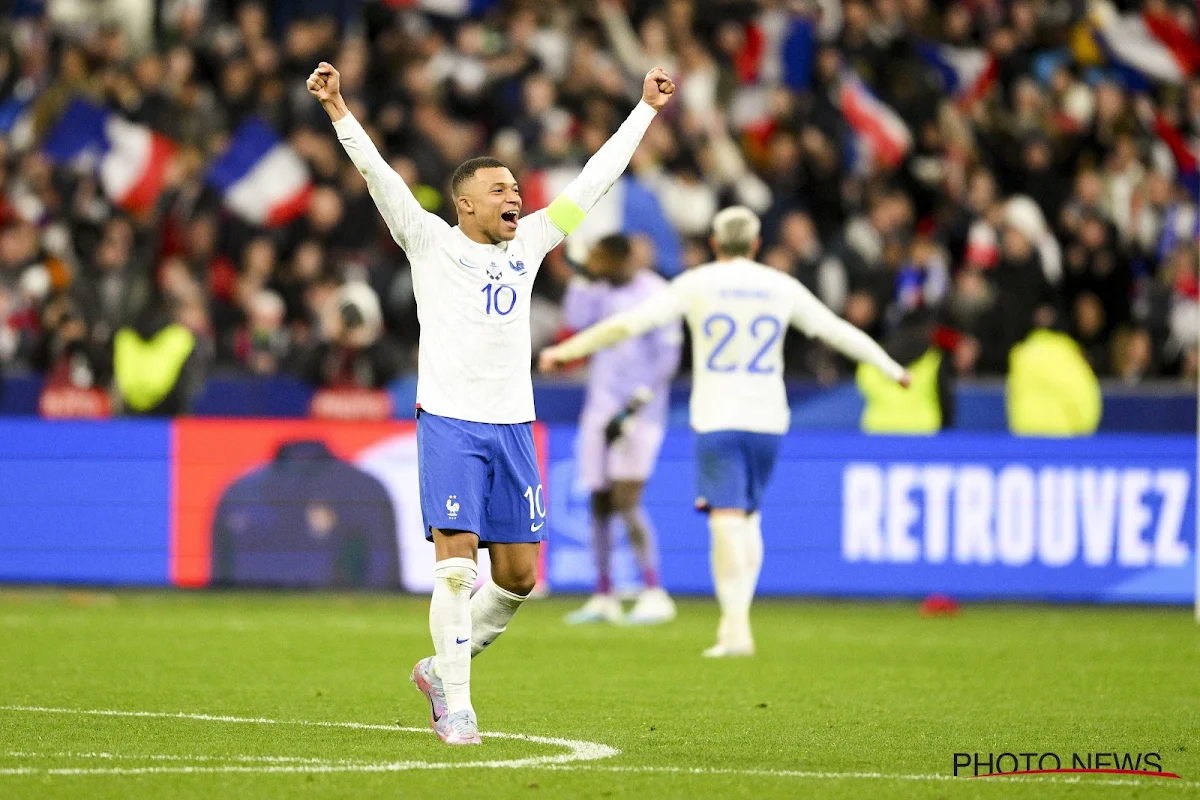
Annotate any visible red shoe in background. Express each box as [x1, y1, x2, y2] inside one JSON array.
[[920, 594, 961, 616]]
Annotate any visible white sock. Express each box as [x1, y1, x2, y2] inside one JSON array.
[[742, 511, 764, 625], [709, 514, 749, 645], [470, 579, 527, 659], [430, 557, 477, 715]]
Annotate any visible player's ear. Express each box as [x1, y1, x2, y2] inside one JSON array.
[[457, 194, 473, 216]]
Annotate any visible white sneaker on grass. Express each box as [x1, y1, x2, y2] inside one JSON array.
[[702, 631, 755, 658], [624, 587, 676, 625], [564, 594, 623, 624]]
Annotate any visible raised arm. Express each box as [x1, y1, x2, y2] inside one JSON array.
[[788, 280, 911, 385], [543, 68, 675, 241], [540, 281, 687, 372], [307, 62, 439, 255]]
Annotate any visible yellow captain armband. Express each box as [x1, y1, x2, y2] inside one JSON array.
[[546, 195, 585, 235]]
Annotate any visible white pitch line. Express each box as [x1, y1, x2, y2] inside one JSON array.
[[538, 764, 1200, 789], [5, 751, 367, 765], [1, 706, 1195, 789], [1, 761, 1198, 788], [0, 705, 618, 769]]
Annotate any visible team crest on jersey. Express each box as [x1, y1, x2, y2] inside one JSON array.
[[508, 259, 525, 274], [486, 262, 503, 281]]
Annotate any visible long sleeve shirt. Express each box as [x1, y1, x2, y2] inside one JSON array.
[[332, 101, 659, 423], [551, 258, 905, 434]]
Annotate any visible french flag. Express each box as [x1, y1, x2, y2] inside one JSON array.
[[1153, 112, 1200, 222], [1091, 0, 1200, 85], [838, 72, 912, 172], [207, 119, 312, 227], [916, 42, 998, 108], [43, 99, 175, 216]]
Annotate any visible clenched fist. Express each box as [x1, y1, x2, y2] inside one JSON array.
[[307, 62, 349, 121], [538, 348, 563, 374], [642, 67, 676, 111], [306, 62, 340, 102]]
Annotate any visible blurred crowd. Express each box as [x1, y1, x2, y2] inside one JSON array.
[[0, 0, 1197, 404]]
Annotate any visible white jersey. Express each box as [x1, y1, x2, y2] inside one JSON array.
[[551, 257, 906, 434], [333, 103, 658, 424]]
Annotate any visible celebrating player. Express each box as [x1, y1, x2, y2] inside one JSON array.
[[308, 61, 675, 742], [540, 207, 910, 657], [560, 235, 682, 625]]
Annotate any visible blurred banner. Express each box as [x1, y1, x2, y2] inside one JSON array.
[[173, 420, 425, 591], [546, 427, 1196, 604], [0, 420, 1192, 603], [0, 419, 548, 592]]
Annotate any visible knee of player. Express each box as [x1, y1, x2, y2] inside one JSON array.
[[493, 569, 537, 597], [610, 485, 642, 514], [590, 491, 614, 518], [708, 507, 749, 518], [615, 504, 641, 525]]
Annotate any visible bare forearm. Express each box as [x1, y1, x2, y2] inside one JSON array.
[[321, 95, 350, 123]]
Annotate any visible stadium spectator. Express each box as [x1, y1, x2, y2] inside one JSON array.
[[1006, 307, 1103, 437], [111, 297, 205, 416], [0, 0, 1197, 407], [302, 280, 402, 389]]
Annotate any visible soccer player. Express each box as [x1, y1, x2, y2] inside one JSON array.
[[308, 62, 674, 744], [540, 207, 910, 657], [561, 235, 682, 625]]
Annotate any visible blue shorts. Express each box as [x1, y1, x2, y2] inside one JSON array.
[[694, 430, 782, 512], [417, 411, 546, 544]]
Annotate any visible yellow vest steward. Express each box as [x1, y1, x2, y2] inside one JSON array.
[[113, 324, 196, 412], [857, 349, 942, 434], [1007, 329, 1101, 436]]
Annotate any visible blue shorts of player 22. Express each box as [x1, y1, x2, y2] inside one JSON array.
[[545, 428, 1196, 604], [417, 410, 547, 544]]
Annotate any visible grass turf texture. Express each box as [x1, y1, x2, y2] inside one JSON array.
[[0, 590, 1197, 799]]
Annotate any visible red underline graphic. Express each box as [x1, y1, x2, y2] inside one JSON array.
[[971, 769, 1181, 779]]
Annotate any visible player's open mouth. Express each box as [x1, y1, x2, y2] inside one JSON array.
[[501, 210, 519, 228]]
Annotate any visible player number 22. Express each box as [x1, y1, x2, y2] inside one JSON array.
[[482, 283, 517, 316], [702, 314, 781, 374]]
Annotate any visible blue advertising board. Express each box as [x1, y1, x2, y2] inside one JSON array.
[[0, 419, 1194, 603], [0, 421, 172, 585], [546, 427, 1196, 604]]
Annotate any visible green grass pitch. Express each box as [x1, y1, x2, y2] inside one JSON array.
[[1, 589, 1197, 799]]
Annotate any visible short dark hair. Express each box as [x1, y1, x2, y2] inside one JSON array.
[[593, 233, 632, 263], [451, 157, 509, 198]]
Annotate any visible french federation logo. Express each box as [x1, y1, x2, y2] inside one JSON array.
[[446, 495, 460, 520], [486, 262, 503, 281], [508, 259, 525, 274]]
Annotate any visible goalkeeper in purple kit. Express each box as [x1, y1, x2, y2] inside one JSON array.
[[561, 234, 681, 625]]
